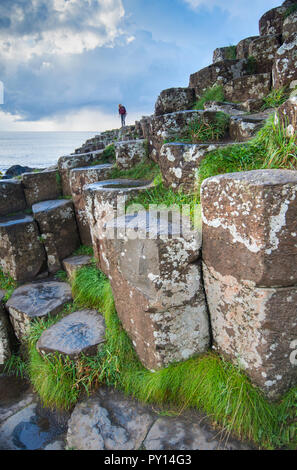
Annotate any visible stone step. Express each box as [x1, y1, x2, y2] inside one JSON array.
[[70, 164, 113, 245], [6, 281, 72, 340], [115, 139, 147, 170], [154, 87, 196, 116], [36, 310, 106, 360], [83, 179, 153, 262], [203, 101, 246, 116], [58, 149, 106, 196], [0, 214, 46, 282], [224, 73, 271, 102], [0, 180, 26, 217], [22, 169, 62, 207], [229, 110, 273, 141], [63, 255, 93, 281], [32, 200, 80, 273]]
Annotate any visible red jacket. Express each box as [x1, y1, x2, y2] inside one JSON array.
[[119, 106, 126, 115]]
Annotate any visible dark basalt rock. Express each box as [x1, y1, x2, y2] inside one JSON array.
[[3, 165, 36, 180]]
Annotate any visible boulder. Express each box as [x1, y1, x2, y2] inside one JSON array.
[[224, 73, 271, 102], [248, 35, 282, 73], [70, 164, 113, 245], [201, 170, 297, 288], [229, 111, 271, 141], [273, 37, 297, 89], [3, 165, 35, 180], [0, 292, 11, 370], [236, 36, 259, 59], [84, 180, 153, 261], [154, 88, 196, 116], [203, 263, 297, 400], [22, 170, 62, 207], [62, 255, 93, 280], [36, 310, 106, 360], [6, 281, 72, 340], [100, 212, 210, 370], [115, 140, 148, 170], [32, 200, 80, 273], [0, 180, 26, 217], [275, 95, 297, 136], [0, 215, 46, 282], [259, 6, 287, 36]]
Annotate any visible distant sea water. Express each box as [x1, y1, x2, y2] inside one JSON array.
[[0, 131, 96, 174]]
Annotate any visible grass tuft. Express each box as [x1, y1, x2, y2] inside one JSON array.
[[262, 87, 290, 110], [0, 268, 17, 301], [193, 85, 225, 110], [73, 245, 94, 256], [109, 159, 161, 182]]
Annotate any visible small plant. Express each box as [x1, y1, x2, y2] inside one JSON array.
[[225, 45, 237, 60], [284, 3, 297, 18], [55, 270, 68, 282], [262, 87, 290, 110], [110, 159, 161, 182], [92, 144, 116, 165], [188, 112, 229, 142], [193, 85, 225, 110], [4, 354, 27, 378], [0, 268, 17, 301], [56, 172, 62, 191], [73, 245, 94, 256]]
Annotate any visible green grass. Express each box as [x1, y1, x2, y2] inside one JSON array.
[[224, 45, 237, 60], [284, 4, 297, 18], [109, 159, 161, 182], [92, 144, 116, 165], [0, 268, 17, 301], [54, 270, 68, 282], [73, 245, 94, 256], [193, 85, 225, 110], [262, 87, 290, 110]]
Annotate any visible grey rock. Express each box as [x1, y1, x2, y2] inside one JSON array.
[[0, 376, 34, 425], [115, 139, 147, 170], [155, 88, 195, 116], [0, 180, 26, 217], [63, 255, 93, 280]]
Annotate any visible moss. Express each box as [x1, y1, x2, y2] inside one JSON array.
[[225, 45, 237, 60]]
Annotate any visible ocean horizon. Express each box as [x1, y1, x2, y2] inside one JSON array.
[[0, 131, 96, 174]]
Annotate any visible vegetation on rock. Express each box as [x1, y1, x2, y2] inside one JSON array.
[[193, 85, 225, 110], [0, 269, 17, 301]]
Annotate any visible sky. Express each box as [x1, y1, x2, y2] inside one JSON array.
[[0, 0, 281, 131]]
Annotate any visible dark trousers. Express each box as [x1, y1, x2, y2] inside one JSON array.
[[121, 114, 126, 127]]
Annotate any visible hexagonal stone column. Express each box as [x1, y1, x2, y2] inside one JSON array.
[[259, 5, 287, 36], [83, 180, 152, 262], [0, 292, 11, 370], [22, 170, 62, 207], [115, 140, 147, 170], [273, 36, 297, 89], [100, 211, 210, 370], [201, 169, 297, 399], [70, 164, 113, 245], [0, 181, 26, 217], [37, 310, 106, 360], [32, 200, 80, 273], [0, 215, 46, 282], [248, 35, 281, 73], [236, 36, 259, 59], [6, 281, 72, 340], [154, 88, 195, 115], [224, 74, 271, 102], [275, 96, 297, 137], [63, 255, 93, 281]]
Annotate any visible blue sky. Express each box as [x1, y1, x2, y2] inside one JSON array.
[[0, 0, 281, 131]]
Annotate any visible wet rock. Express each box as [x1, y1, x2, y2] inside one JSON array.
[[62, 255, 93, 281], [155, 88, 196, 116], [0, 376, 33, 425], [236, 36, 259, 59], [67, 387, 155, 450], [229, 111, 271, 141], [201, 169, 297, 287], [248, 35, 282, 73], [224, 73, 271, 102], [0, 180, 26, 217], [275, 95, 297, 136], [70, 164, 113, 245], [203, 263, 297, 400], [0, 214, 46, 282], [0, 292, 11, 370], [6, 281, 72, 340], [83, 179, 152, 261], [32, 200, 80, 273], [100, 212, 210, 370], [37, 310, 106, 360], [115, 139, 148, 170], [58, 150, 105, 196], [273, 37, 297, 89], [4, 165, 35, 179], [259, 6, 287, 36], [22, 170, 62, 207]]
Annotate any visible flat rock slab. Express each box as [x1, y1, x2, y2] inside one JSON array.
[[63, 255, 93, 280], [6, 281, 72, 340], [37, 310, 106, 360], [67, 387, 252, 450]]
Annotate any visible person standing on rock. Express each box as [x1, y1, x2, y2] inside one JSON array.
[[119, 104, 127, 127]]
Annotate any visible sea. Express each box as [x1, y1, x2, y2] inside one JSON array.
[[0, 131, 96, 175]]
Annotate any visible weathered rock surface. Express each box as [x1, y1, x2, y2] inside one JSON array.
[[273, 36, 297, 89], [3, 165, 35, 180], [6, 281, 72, 340], [236, 36, 259, 59], [154, 88, 195, 116], [100, 212, 210, 370], [229, 111, 271, 141], [22, 170, 62, 207], [0, 293, 11, 370], [275, 95, 297, 136], [37, 310, 106, 360], [203, 101, 245, 116], [62, 255, 92, 280], [115, 139, 147, 170], [201, 170, 297, 287], [0, 180, 26, 217], [224, 74, 271, 102], [0, 215, 46, 282], [248, 35, 282, 73], [70, 164, 113, 245], [213, 47, 236, 63], [259, 5, 287, 36], [33, 199, 80, 273], [282, 10, 297, 43], [84, 179, 152, 261], [203, 264, 297, 400]]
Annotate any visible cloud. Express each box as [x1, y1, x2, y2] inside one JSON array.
[[182, 0, 280, 18]]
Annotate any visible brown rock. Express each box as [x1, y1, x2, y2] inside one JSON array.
[[63, 255, 93, 281], [115, 140, 148, 170], [32, 200, 80, 273], [275, 96, 297, 136], [282, 10, 297, 43], [213, 47, 236, 63], [0, 292, 11, 369], [229, 111, 271, 141], [224, 73, 271, 102], [154, 88, 195, 116], [70, 164, 113, 245], [22, 170, 62, 207], [0, 181, 26, 217], [248, 35, 282, 73], [259, 6, 287, 36], [201, 169, 297, 287], [0, 214, 46, 282], [273, 37, 297, 89], [203, 263, 297, 400], [236, 36, 259, 59]]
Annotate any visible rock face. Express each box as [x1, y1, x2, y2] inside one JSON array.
[[100, 212, 210, 370], [282, 10, 297, 43], [276, 96, 297, 136], [115, 140, 147, 170], [37, 310, 106, 360], [3, 165, 35, 180], [22, 170, 62, 207], [84, 179, 152, 261], [229, 111, 271, 141], [236, 36, 259, 59], [259, 6, 287, 36], [201, 170, 297, 399], [32, 200, 80, 273], [0, 215, 46, 282], [213, 47, 236, 63], [62, 255, 93, 280], [70, 164, 113, 245], [154, 88, 196, 116], [224, 74, 271, 102], [0, 181, 26, 217], [6, 282, 72, 340], [248, 35, 282, 73], [0, 292, 11, 370], [273, 36, 297, 89]]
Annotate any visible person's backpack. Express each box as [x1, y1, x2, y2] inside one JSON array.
[[119, 106, 126, 115]]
